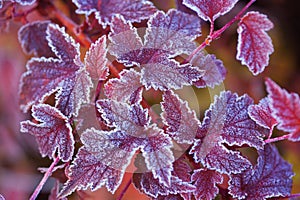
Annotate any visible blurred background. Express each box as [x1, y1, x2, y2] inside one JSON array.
[[0, 0, 299, 199]]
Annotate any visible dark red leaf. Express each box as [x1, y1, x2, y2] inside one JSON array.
[[191, 168, 223, 200], [190, 51, 226, 88], [73, 0, 157, 27], [20, 104, 74, 162], [104, 69, 143, 104], [19, 24, 92, 117], [161, 90, 200, 144], [229, 144, 294, 200], [248, 97, 278, 137], [59, 128, 142, 197], [84, 35, 109, 81], [18, 21, 55, 57], [265, 78, 300, 141], [182, 0, 238, 22], [237, 11, 274, 75]]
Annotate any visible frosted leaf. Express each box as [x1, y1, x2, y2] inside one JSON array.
[[108, 15, 143, 67], [248, 97, 278, 132], [190, 51, 227, 88], [142, 126, 174, 186], [190, 91, 266, 174], [97, 100, 149, 136], [237, 11, 274, 75], [84, 35, 109, 80], [182, 0, 239, 22], [161, 90, 200, 144], [191, 143, 251, 174], [265, 78, 300, 141], [133, 172, 195, 198], [144, 9, 201, 55], [219, 91, 266, 149], [191, 168, 223, 200], [229, 144, 294, 200], [19, 24, 92, 117], [108, 13, 203, 91], [104, 69, 143, 104], [18, 21, 55, 57], [156, 194, 184, 200], [141, 57, 203, 91], [55, 69, 93, 117], [20, 104, 74, 162], [73, 0, 157, 28], [59, 128, 142, 197]]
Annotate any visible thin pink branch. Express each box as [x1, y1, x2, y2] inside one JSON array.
[[264, 134, 290, 144], [29, 157, 60, 200], [185, 0, 256, 63]]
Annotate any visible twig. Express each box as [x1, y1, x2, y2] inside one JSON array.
[[185, 0, 256, 62], [29, 157, 60, 200], [264, 134, 290, 144], [116, 178, 132, 200]]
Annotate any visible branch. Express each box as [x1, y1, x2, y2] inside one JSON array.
[[185, 0, 256, 62], [29, 157, 60, 200]]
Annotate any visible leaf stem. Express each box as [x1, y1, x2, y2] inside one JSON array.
[[29, 157, 60, 200], [185, 0, 256, 62], [264, 134, 290, 144], [116, 178, 132, 200], [286, 193, 300, 199], [49, 4, 92, 47]]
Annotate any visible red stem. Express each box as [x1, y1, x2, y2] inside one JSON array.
[[185, 0, 256, 62], [49, 4, 92, 47], [116, 178, 132, 200], [264, 134, 290, 144], [29, 157, 60, 200]]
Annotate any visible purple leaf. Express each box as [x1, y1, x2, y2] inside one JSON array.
[[20, 104, 74, 162], [161, 90, 200, 144], [191, 168, 223, 200], [140, 56, 203, 91], [237, 11, 274, 75], [59, 128, 142, 197], [133, 171, 195, 198], [55, 70, 93, 117], [18, 21, 55, 57], [182, 0, 238, 22], [190, 51, 227, 88], [142, 126, 174, 186], [108, 13, 203, 91], [73, 0, 157, 28], [248, 97, 278, 135], [144, 9, 201, 55], [108, 15, 143, 67], [190, 91, 266, 174], [265, 78, 300, 141], [19, 24, 92, 117], [97, 100, 149, 135], [84, 35, 109, 80], [104, 69, 143, 104], [156, 194, 184, 200], [97, 100, 175, 186], [229, 144, 294, 200]]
